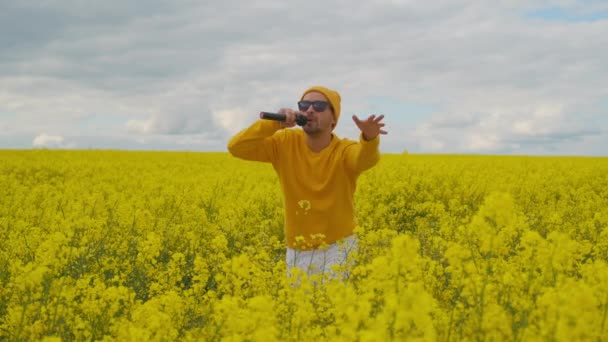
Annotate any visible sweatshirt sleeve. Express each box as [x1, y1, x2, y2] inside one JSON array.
[[227, 120, 283, 163], [344, 134, 381, 173]]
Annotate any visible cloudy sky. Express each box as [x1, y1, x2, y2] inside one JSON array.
[[1, 0, 607, 155]]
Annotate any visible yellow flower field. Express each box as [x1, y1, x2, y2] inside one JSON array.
[[1, 150, 607, 341]]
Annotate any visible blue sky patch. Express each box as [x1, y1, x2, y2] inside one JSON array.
[[526, 6, 608, 22], [366, 96, 437, 125], [82, 113, 128, 131], [0, 111, 14, 118]]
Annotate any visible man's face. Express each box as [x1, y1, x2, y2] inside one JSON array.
[[299, 92, 336, 136]]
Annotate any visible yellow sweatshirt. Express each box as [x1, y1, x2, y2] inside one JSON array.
[[227, 120, 380, 250]]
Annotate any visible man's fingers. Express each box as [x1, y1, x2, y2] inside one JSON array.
[[354, 114, 387, 137], [354, 114, 385, 122]]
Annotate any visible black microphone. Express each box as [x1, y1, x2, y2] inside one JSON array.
[[259, 112, 308, 126]]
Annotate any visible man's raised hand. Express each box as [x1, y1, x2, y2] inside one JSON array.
[[352, 114, 387, 141]]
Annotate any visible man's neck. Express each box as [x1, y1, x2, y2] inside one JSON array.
[[306, 131, 333, 153]]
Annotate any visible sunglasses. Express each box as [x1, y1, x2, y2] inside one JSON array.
[[297, 100, 330, 112]]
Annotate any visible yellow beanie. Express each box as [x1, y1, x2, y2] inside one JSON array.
[[301, 86, 341, 123]]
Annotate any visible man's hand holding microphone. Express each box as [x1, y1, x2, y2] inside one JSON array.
[[260, 109, 308, 127]]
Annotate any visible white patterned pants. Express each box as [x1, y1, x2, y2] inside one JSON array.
[[286, 234, 358, 279]]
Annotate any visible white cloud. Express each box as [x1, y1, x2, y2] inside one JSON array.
[[32, 133, 74, 148], [126, 118, 154, 135], [467, 134, 500, 151], [513, 121, 534, 135], [213, 108, 250, 135], [1, 1, 607, 154]]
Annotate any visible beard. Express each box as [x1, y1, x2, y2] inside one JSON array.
[[302, 121, 323, 135]]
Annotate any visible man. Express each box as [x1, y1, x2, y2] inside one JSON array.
[[227, 86, 387, 277]]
